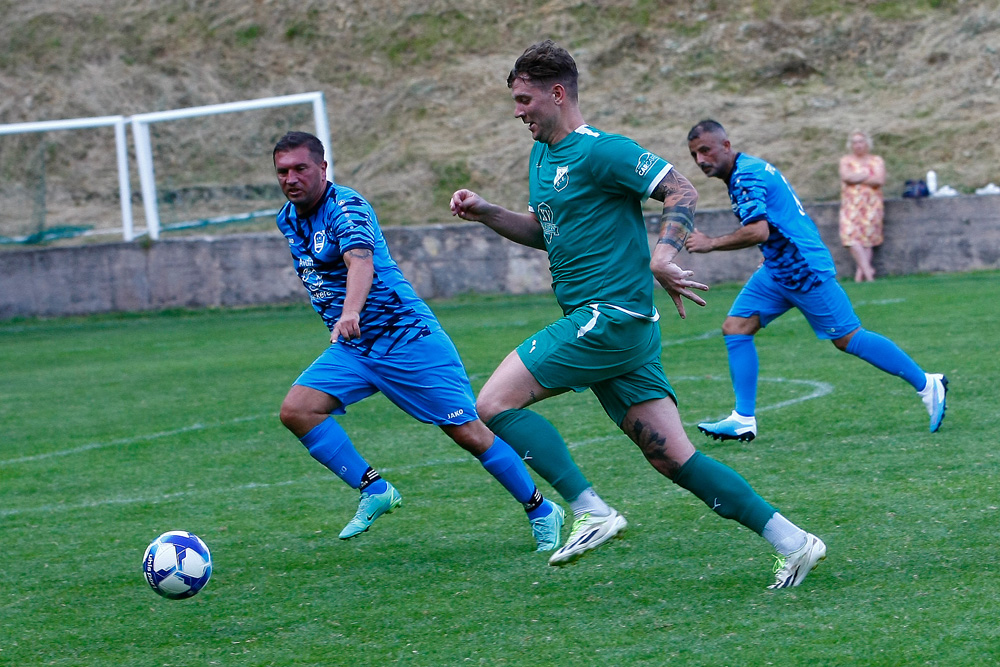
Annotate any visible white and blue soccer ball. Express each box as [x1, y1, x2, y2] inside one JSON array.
[[142, 531, 212, 599]]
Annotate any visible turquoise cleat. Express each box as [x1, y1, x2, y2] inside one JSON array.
[[530, 501, 564, 552], [339, 482, 403, 540]]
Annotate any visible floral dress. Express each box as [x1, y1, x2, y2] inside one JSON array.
[[839, 154, 885, 248]]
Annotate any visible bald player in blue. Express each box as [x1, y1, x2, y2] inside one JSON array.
[[685, 119, 947, 442]]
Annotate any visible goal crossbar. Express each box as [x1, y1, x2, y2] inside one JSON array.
[[131, 92, 330, 239]]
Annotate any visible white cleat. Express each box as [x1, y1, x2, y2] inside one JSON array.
[[918, 373, 949, 433], [548, 510, 627, 566], [697, 410, 757, 442], [768, 533, 826, 589]]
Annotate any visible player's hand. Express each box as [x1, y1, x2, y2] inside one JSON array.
[[449, 189, 490, 222], [684, 229, 714, 254], [653, 261, 708, 319], [331, 312, 361, 343]]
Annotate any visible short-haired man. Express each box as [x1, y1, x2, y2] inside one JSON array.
[[273, 131, 563, 550], [450, 43, 826, 588], [685, 119, 947, 442]]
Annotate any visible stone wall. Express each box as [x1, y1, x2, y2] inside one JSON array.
[[677, 195, 1000, 285], [1, 194, 997, 320]]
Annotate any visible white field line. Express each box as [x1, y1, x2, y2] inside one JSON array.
[[0, 414, 272, 466], [661, 329, 722, 347], [680, 375, 834, 422], [854, 298, 906, 307], [1, 376, 832, 518]]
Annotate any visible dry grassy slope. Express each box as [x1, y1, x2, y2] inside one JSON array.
[[1, 0, 999, 227]]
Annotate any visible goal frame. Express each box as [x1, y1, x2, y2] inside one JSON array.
[[0, 115, 134, 240], [131, 91, 331, 240]]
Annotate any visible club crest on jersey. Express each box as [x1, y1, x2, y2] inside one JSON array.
[[553, 166, 569, 191], [536, 202, 558, 243], [313, 231, 326, 253], [636, 152, 658, 177], [302, 267, 321, 291]]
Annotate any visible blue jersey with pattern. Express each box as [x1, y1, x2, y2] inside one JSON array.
[[727, 153, 836, 291], [276, 183, 440, 357]]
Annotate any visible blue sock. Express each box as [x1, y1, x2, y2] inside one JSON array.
[[477, 437, 549, 519], [845, 328, 926, 390], [299, 417, 371, 489], [524, 497, 552, 521], [725, 334, 758, 417]]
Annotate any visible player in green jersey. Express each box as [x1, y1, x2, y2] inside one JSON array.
[[449, 40, 825, 588]]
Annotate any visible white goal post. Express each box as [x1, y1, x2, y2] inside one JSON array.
[[0, 92, 329, 243], [131, 91, 331, 240], [0, 115, 134, 240]]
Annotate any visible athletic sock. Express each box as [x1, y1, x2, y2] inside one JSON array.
[[672, 451, 776, 535], [761, 512, 808, 556], [845, 328, 926, 390], [299, 416, 369, 489], [486, 408, 591, 503], [476, 436, 538, 505], [358, 468, 387, 495], [724, 334, 758, 417], [568, 487, 613, 518], [523, 489, 551, 520]]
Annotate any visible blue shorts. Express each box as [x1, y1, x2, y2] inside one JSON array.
[[729, 267, 861, 340], [294, 328, 478, 426]]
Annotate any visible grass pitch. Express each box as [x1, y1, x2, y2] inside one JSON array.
[[1, 270, 996, 666]]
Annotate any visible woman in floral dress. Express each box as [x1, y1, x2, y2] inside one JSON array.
[[839, 130, 886, 282]]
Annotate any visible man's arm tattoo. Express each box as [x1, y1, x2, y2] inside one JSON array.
[[346, 248, 373, 260], [657, 208, 694, 251], [652, 171, 698, 250]]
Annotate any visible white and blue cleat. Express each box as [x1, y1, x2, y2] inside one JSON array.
[[920, 373, 949, 433], [548, 510, 628, 566], [697, 410, 758, 442]]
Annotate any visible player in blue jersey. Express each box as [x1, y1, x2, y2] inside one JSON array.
[[272, 131, 563, 550], [684, 120, 948, 441], [450, 41, 825, 588]]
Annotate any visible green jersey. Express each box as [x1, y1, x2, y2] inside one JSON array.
[[528, 124, 672, 316]]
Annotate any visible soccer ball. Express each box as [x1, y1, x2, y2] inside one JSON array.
[[142, 531, 213, 599]]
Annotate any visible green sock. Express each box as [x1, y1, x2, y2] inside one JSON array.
[[486, 408, 591, 503], [673, 451, 776, 535]]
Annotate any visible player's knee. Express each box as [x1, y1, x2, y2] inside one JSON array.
[[279, 397, 307, 432], [443, 420, 492, 455], [475, 395, 503, 424], [721, 316, 757, 336], [278, 403, 297, 431], [833, 327, 861, 352]]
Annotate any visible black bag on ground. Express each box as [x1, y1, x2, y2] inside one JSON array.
[[903, 180, 929, 198]]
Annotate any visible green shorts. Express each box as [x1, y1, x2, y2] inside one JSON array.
[[516, 303, 676, 426]]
